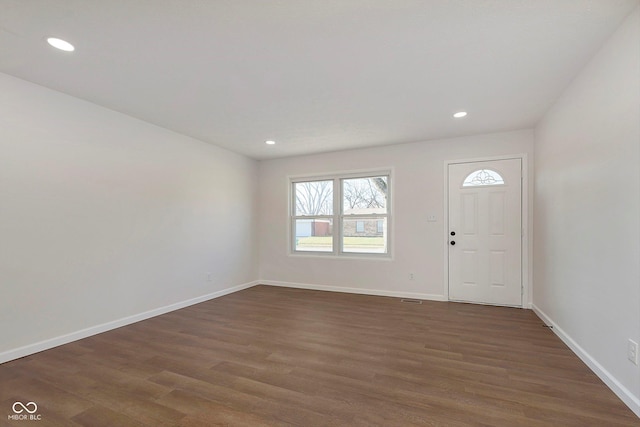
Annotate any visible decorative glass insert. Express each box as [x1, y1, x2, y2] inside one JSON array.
[[462, 169, 505, 187]]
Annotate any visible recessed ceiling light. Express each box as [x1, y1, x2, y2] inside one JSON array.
[[47, 37, 75, 52], [265, 140, 276, 145], [453, 111, 468, 118]]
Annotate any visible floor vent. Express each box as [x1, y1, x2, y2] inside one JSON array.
[[400, 298, 423, 304]]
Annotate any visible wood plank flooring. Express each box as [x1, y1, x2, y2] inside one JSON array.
[[1, 285, 638, 426]]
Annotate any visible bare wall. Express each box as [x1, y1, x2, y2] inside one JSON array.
[[258, 130, 534, 300], [0, 73, 259, 360], [533, 6, 640, 413]]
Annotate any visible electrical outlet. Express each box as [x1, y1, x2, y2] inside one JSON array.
[[409, 273, 415, 280], [207, 272, 212, 282], [628, 339, 638, 365]]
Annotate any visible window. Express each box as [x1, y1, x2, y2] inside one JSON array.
[[291, 172, 390, 256], [462, 169, 505, 187]]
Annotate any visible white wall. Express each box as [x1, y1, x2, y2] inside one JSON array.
[[258, 129, 533, 300], [0, 73, 259, 361], [533, 6, 640, 414]]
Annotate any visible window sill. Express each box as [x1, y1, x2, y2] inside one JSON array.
[[288, 252, 393, 261]]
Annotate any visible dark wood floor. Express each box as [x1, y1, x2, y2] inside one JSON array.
[[1, 285, 638, 426]]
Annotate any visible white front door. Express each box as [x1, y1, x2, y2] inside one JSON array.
[[448, 158, 522, 306]]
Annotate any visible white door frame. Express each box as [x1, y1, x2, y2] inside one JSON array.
[[443, 154, 531, 308]]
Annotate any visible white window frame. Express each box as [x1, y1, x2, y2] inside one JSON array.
[[290, 170, 391, 258]]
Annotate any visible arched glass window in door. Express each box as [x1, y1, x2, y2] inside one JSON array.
[[462, 169, 505, 187]]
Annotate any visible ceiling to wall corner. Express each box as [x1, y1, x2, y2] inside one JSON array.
[[1, 0, 637, 159]]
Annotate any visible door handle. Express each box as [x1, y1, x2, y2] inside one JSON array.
[[450, 231, 456, 236], [450, 241, 456, 245]]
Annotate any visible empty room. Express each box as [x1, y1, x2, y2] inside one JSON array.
[[1, 1, 639, 426]]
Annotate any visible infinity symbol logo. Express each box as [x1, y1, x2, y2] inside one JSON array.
[[12, 401, 38, 414]]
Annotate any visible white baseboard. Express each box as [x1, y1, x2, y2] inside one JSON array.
[[0, 280, 260, 365], [532, 304, 640, 418], [259, 280, 447, 301]]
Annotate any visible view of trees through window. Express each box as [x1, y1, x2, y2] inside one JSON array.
[[343, 177, 387, 211], [294, 180, 333, 216], [292, 175, 389, 254]]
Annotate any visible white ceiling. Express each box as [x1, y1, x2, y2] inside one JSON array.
[[1, 0, 638, 160]]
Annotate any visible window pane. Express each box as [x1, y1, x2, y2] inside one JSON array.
[[295, 181, 333, 216], [342, 176, 387, 215], [294, 219, 333, 252], [462, 169, 505, 186], [343, 217, 387, 253]]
